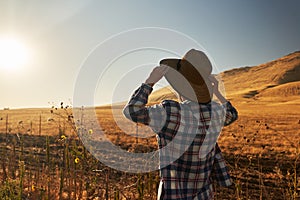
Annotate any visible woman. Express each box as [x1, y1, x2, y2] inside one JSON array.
[[123, 49, 238, 199]]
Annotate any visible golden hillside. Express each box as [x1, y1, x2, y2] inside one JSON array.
[[221, 51, 300, 100]]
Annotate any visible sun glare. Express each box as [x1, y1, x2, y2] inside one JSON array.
[[0, 38, 30, 71]]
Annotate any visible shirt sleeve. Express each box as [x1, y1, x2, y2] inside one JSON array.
[[223, 101, 238, 126], [123, 84, 167, 132], [211, 143, 233, 187]]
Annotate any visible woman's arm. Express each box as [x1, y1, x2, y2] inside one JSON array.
[[209, 75, 238, 125], [123, 66, 169, 129]]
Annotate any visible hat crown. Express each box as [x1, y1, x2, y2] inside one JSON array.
[[160, 49, 213, 103], [183, 49, 212, 76]]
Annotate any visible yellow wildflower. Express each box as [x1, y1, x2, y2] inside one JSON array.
[[88, 129, 93, 134], [60, 135, 67, 140], [74, 157, 80, 164]]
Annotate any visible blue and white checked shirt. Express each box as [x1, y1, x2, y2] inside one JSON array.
[[123, 84, 238, 200]]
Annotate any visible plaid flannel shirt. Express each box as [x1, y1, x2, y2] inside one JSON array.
[[123, 84, 238, 200]]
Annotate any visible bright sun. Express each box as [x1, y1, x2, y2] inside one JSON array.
[[0, 38, 30, 71]]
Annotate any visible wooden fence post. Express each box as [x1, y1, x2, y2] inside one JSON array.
[[5, 114, 8, 142], [39, 114, 42, 136]]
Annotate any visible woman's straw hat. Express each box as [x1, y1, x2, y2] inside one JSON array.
[[160, 49, 213, 103]]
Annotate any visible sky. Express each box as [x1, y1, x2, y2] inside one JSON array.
[[0, 0, 299, 108]]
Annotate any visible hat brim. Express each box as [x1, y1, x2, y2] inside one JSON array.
[[160, 58, 212, 103], [159, 58, 181, 70]]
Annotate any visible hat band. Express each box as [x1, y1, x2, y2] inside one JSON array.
[[176, 60, 182, 71]]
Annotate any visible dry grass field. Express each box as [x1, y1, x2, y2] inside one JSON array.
[[0, 51, 299, 199]]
